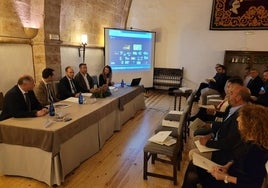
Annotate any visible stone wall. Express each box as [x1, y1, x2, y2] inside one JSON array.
[[0, 0, 132, 81]]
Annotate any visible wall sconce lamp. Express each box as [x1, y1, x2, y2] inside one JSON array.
[[24, 27, 39, 39], [78, 34, 87, 63]]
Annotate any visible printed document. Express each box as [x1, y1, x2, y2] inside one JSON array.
[[193, 152, 221, 171], [194, 140, 219, 153], [148, 131, 176, 146]]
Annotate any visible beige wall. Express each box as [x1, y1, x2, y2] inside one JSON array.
[[0, 0, 131, 94], [1, 0, 268, 94], [0, 44, 34, 93], [127, 0, 268, 88]]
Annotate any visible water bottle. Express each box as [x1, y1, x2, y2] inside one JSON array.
[[49, 102, 55, 116], [121, 79, 124, 87], [78, 92, 83, 104]]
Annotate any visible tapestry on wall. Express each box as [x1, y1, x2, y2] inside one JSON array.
[[210, 0, 268, 30]]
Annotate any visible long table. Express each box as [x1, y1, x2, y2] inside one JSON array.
[[0, 86, 145, 186]]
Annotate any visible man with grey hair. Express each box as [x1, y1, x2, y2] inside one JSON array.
[[182, 84, 251, 188], [0, 75, 48, 120]]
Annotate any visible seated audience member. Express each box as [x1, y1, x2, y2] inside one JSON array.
[[74, 63, 94, 93], [189, 76, 243, 123], [192, 84, 250, 154], [200, 65, 228, 105], [199, 85, 250, 163], [0, 75, 48, 120], [99, 65, 114, 86], [203, 104, 268, 188], [194, 63, 222, 102], [58, 66, 81, 100], [182, 85, 251, 188], [246, 68, 263, 97], [243, 66, 252, 86], [34, 68, 60, 106], [251, 69, 268, 107]]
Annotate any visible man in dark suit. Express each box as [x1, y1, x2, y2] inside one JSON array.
[[34, 68, 59, 106], [251, 69, 268, 107], [200, 65, 229, 105], [194, 64, 222, 102], [0, 75, 48, 120], [246, 68, 263, 97], [199, 85, 250, 164], [58, 66, 81, 100], [182, 84, 251, 187], [74, 63, 94, 93]]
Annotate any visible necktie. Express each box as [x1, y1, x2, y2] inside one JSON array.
[[70, 79, 77, 94], [24, 93, 31, 111]]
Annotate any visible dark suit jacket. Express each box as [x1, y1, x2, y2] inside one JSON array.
[[58, 76, 81, 100], [74, 72, 94, 93], [99, 74, 112, 86], [255, 82, 268, 107], [199, 142, 267, 188], [0, 85, 43, 120], [228, 142, 268, 188], [206, 110, 242, 165], [208, 73, 229, 94], [246, 76, 263, 97]]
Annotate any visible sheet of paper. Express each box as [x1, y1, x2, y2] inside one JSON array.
[[164, 136, 177, 146], [194, 140, 219, 153], [209, 99, 223, 102], [54, 103, 71, 109], [162, 119, 180, 128], [148, 131, 172, 145], [198, 105, 215, 109], [168, 110, 183, 115], [64, 97, 78, 103], [188, 118, 206, 132], [193, 152, 221, 171], [207, 94, 221, 99], [82, 93, 92, 97]]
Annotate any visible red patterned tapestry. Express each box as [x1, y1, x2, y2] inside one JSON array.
[[210, 0, 268, 30]]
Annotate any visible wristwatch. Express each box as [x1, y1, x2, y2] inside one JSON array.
[[224, 175, 229, 184]]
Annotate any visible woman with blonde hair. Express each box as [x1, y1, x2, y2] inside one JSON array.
[[208, 104, 268, 188]]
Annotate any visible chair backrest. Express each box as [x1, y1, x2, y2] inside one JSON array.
[[91, 75, 99, 86], [186, 90, 197, 105], [178, 104, 190, 135], [186, 89, 197, 116]]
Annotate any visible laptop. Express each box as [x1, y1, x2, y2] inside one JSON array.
[[127, 78, 141, 87]]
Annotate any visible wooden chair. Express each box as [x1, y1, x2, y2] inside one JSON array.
[[143, 107, 189, 185], [184, 89, 197, 141], [158, 90, 197, 143]]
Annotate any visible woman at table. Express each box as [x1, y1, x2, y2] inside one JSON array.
[[99, 65, 114, 87], [203, 104, 268, 188]]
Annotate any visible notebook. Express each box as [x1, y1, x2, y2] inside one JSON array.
[[127, 78, 141, 87]]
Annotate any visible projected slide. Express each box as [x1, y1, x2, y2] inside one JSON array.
[[104, 28, 155, 88], [107, 29, 153, 71]]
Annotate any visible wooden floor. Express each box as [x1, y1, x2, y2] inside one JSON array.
[[0, 90, 198, 188]]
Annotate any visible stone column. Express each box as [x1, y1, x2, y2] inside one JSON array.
[[32, 0, 62, 82]]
